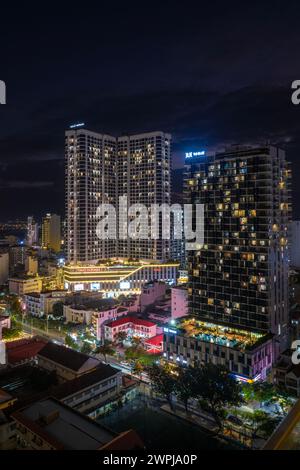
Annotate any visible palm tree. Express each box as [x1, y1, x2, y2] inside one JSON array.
[[132, 360, 144, 379], [114, 331, 128, 345], [95, 341, 115, 362]]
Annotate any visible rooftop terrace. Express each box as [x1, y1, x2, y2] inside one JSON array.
[[169, 317, 271, 351]]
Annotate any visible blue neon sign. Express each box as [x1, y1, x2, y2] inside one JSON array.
[[185, 151, 206, 159]]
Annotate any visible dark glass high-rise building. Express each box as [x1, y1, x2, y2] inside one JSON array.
[[184, 145, 291, 357]]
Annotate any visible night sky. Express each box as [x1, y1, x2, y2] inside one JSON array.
[[1, 1, 300, 221]]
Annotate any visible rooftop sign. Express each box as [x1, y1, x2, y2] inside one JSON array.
[[69, 123, 85, 129], [185, 151, 206, 159]]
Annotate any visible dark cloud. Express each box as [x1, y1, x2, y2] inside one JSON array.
[[0, 1, 300, 219]]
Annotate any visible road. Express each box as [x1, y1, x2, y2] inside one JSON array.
[[96, 353, 150, 382], [16, 320, 65, 344], [17, 320, 147, 379]]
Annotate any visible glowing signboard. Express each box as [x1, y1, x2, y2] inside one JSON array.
[[185, 151, 206, 159], [70, 123, 85, 129], [120, 281, 130, 290]]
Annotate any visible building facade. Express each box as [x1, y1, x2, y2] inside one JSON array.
[[63, 260, 178, 297], [140, 280, 166, 312], [52, 364, 122, 414], [290, 220, 300, 269], [104, 316, 157, 343], [65, 127, 172, 263], [117, 132, 171, 261], [42, 213, 61, 253], [12, 398, 143, 450], [37, 343, 100, 382], [92, 306, 128, 341], [9, 277, 43, 295], [168, 145, 292, 379], [24, 290, 68, 317], [0, 253, 9, 285], [65, 128, 117, 263], [26, 216, 39, 247], [171, 285, 188, 319]]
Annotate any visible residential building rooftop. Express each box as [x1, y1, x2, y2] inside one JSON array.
[[167, 317, 272, 351], [6, 337, 47, 365], [105, 316, 155, 329], [52, 364, 120, 400], [37, 342, 99, 372], [12, 397, 143, 450]]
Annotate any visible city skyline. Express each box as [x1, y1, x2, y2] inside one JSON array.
[[1, 1, 300, 457]]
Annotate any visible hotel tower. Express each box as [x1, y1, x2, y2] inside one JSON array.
[[65, 126, 171, 263], [164, 145, 291, 380]]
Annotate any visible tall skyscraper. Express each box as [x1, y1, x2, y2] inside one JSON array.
[[186, 145, 291, 350], [65, 129, 116, 263], [42, 213, 61, 253], [164, 145, 291, 381], [26, 216, 39, 247], [117, 132, 171, 261], [65, 127, 171, 263]]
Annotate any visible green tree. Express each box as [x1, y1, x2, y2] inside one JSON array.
[[2, 325, 22, 340], [194, 363, 244, 431], [52, 302, 64, 318], [147, 363, 177, 410], [65, 334, 79, 350], [95, 341, 115, 362], [239, 409, 281, 439], [251, 382, 276, 405], [8, 296, 22, 316], [114, 331, 128, 345], [81, 341, 92, 355], [132, 360, 144, 379], [175, 366, 196, 413], [244, 382, 292, 414]]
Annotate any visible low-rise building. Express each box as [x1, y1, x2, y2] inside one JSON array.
[[5, 337, 47, 367], [147, 297, 171, 324], [273, 350, 300, 397], [171, 285, 188, 319], [104, 316, 157, 343], [37, 342, 100, 382], [12, 398, 143, 450], [163, 317, 274, 382], [64, 305, 94, 325], [63, 260, 178, 296], [92, 306, 128, 341], [9, 276, 43, 295], [52, 363, 122, 414], [121, 295, 140, 313], [0, 316, 11, 330], [0, 389, 17, 411], [24, 290, 68, 317], [0, 410, 17, 450], [140, 281, 167, 312]]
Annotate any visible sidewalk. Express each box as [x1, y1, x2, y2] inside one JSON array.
[[161, 403, 219, 434]]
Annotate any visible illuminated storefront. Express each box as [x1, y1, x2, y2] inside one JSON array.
[[63, 261, 179, 297]]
